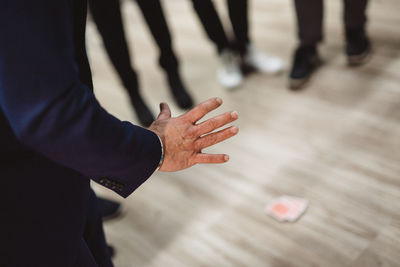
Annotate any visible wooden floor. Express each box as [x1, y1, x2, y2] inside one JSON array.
[[86, 0, 400, 266]]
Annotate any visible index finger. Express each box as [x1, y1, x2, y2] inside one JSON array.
[[183, 97, 223, 123], [194, 153, 230, 164]]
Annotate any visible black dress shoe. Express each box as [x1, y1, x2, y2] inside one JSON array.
[[125, 89, 155, 127], [97, 197, 122, 221], [289, 45, 322, 90], [130, 96, 155, 127], [346, 27, 371, 66], [123, 74, 154, 127], [166, 71, 194, 109]]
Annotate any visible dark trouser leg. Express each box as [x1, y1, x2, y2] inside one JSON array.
[[136, 0, 179, 73], [83, 188, 114, 267], [88, 0, 154, 127], [343, 0, 370, 65], [294, 0, 324, 46], [88, 0, 138, 90], [136, 0, 193, 109], [343, 0, 368, 29], [227, 0, 250, 55], [191, 0, 230, 53]]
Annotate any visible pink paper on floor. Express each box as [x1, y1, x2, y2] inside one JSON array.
[[265, 196, 308, 222]]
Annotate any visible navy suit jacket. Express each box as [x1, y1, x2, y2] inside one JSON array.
[[0, 0, 162, 266]]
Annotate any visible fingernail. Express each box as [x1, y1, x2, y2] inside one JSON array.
[[216, 97, 222, 105], [231, 111, 239, 119], [230, 127, 239, 134], [224, 155, 229, 161]]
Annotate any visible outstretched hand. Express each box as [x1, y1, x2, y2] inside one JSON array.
[[148, 97, 239, 172]]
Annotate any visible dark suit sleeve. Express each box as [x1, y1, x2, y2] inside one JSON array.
[[0, 1, 161, 198]]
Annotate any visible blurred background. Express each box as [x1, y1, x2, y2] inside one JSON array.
[[87, 0, 400, 266]]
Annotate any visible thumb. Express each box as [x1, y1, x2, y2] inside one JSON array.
[[157, 102, 171, 120]]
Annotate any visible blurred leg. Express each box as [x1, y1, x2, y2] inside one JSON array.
[[88, 0, 155, 126], [227, 0, 284, 75], [191, 0, 243, 88], [135, 0, 193, 109], [289, 0, 323, 90], [135, 0, 179, 73], [343, 0, 371, 66], [343, 0, 368, 29], [227, 0, 249, 55], [294, 0, 324, 46], [191, 0, 231, 53], [88, 0, 138, 89]]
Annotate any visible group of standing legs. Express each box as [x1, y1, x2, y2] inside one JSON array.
[[289, 0, 371, 89], [88, 0, 285, 126], [88, 0, 371, 126], [88, 0, 193, 126]]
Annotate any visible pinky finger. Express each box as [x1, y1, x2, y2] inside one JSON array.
[[194, 153, 230, 164]]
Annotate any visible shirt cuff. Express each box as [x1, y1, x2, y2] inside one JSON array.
[[154, 133, 164, 172]]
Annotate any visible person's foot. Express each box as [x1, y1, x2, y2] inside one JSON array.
[[217, 49, 243, 88], [346, 27, 371, 66], [123, 75, 154, 127], [289, 45, 322, 90], [243, 44, 284, 74], [131, 97, 155, 127], [126, 89, 154, 127], [167, 71, 194, 110], [97, 197, 123, 221]]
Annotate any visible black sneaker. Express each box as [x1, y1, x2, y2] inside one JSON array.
[[289, 45, 322, 90], [346, 27, 371, 66], [97, 197, 123, 221], [167, 71, 194, 110]]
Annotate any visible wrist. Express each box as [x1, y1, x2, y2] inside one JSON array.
[[154, 132, 164, 171]]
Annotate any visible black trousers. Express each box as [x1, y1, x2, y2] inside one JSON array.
[[84, 189, 114, 267], [191, 0, 249, 55], [294, 0, 369, 46], [88, 0, 179, 90]]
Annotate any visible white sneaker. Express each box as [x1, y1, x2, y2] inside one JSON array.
[[244, 44, 284, 74], [217, 49, 243, 88]]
